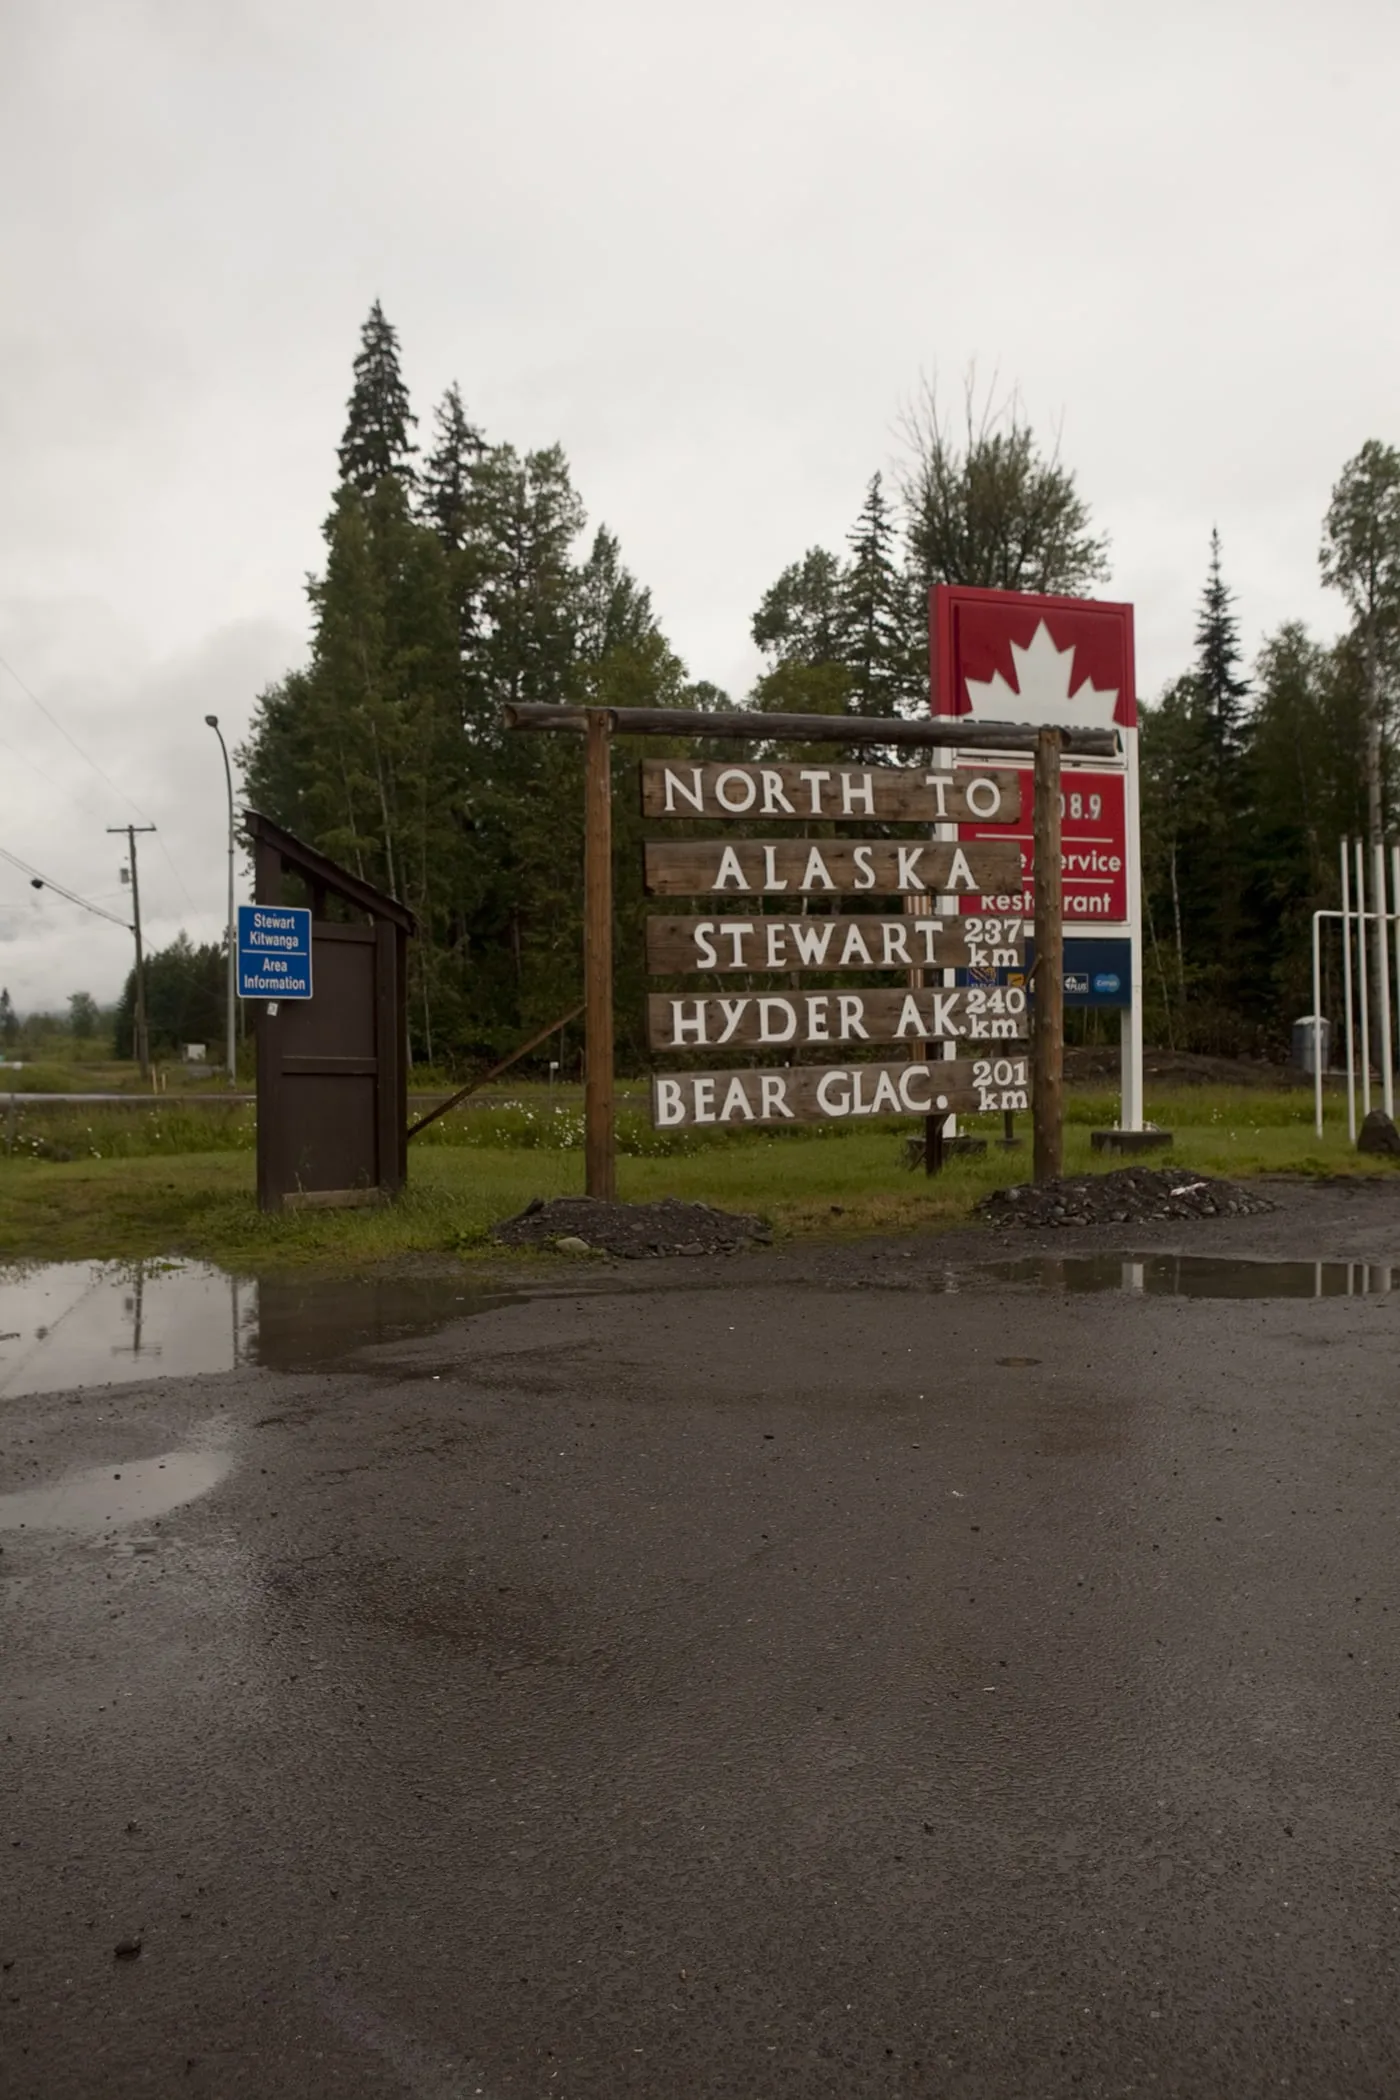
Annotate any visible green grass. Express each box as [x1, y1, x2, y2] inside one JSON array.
[[0, 1085, 1393, 1269]]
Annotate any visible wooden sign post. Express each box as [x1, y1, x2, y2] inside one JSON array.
[[1032, 728, 1064, 1183], [504, 701, 1117, 1201], [583, 708, 615, 1200]]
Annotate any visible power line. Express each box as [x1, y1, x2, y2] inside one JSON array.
[[0, 649, 197, 909], [0, 844, 132, 931], [0, 726, 70, 799]]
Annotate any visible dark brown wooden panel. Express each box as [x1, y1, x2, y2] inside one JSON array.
[[645, 912, 1028, 975], [651, 1056, 1031, 1128], [644, 839, 1021, 897], [647, 986, 1028, 1050], [640, 760, 1021, 823]]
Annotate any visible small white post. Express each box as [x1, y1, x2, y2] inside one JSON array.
[[1341, 839, 1356, 1143], [1375, 839, 1394, 1119], [1392, 845, 1400, 1111], [1311, 909, 1324, 1139], [1356, 839, 1372, 1118]]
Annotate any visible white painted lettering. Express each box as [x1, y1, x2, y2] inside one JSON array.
[[655, 1077, 684, 1126], [869, 1071, 903, 1114], [800, 847, 835, 891], [896, 845, 926, 891], [852, 845, 876, 890], [840, 772, 874, 814], [879, 922, 911, 966], [662, 767, 705, 814], [717, 998, 747, 1044], [715, 768, 757, 813], [816, 1069, 851, 1116], [806, 995, 830, 1042], [720, 1076, 755, 1121], [764, 922, 789, 967], [757, 998, 797, 1043], [670, 999, 708, 1045], [922, 773, 951, 817], [693, 921, 718, 968], [899, 1065, 932, 1113], [762, 844, 788, 891], [693, 1077, 717, 1123], [797, 769, 831, 813], [760, 769, 795, 814], [945, 846, 978, 891], [790, 920, 834, 966], [964, 775, 1002, 819], [760, 1074, 795, 1120], [838, 924, 874, 965], [837, 995, 867, 1039], [713, 846, 746, 890]]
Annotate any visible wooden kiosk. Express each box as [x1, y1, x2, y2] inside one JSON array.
[[243, 810, 415, 1212]]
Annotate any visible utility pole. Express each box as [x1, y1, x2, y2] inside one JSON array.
[[204, 716, 238, 1086], [109, 825, 155, 1081]]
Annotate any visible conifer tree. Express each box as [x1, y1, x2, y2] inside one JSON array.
[[336, 300, 417, 494], [418, 382, 484, 550], [0, 987, 16, 1047], [1194, 527, 1250, 780], [840, 474, 913, 713]]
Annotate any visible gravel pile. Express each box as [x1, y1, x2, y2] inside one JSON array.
[[978, 1167, 1277, 1230], [491, 1195, 771, 1259]]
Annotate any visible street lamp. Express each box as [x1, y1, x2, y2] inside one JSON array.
[[205, 715, 237, 1087]]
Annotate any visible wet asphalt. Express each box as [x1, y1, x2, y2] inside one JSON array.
[[4, 1181, 1400, 2099]]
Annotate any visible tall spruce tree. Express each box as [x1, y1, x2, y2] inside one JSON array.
[[418, 382, 484, 551], [336, 300, 418, 494], [839, 473, 913, 714], [1194, 527, 1250, 780]]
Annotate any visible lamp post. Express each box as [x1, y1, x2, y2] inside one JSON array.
[[205, 716, 237, 1087]]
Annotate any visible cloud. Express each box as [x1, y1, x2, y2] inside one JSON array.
[[2, 0, 1394, 1023], [0, 611, 301, 1011]]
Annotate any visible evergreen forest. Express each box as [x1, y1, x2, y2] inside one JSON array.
[[238, 308, 1400, 1069]]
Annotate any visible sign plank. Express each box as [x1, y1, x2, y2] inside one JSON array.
[[652, 1056, 1031, 1128], [644, 839, 1021, 898], [641, 760, 1021, 824], [646, 912, 1027, 975], [648, 986, 1028, 1050]]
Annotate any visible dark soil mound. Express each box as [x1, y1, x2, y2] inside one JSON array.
[[1064, 1046, 1306, 1089], [978, 1167, 1277, 1230], [492, 1195, 771, 1259]]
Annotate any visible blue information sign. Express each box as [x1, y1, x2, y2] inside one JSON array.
[[237, 904, 313, 1000], [957, 935, 1132, 1010]]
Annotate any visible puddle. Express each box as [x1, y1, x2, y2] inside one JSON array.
[[988, 1254, 1400, 1298], [0, 1262, 516, 1400], [0, 1449, 231, 1534]]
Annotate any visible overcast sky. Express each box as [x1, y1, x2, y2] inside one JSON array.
[[2, 0, 1397, 1013]]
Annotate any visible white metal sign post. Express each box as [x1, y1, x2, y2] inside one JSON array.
[[931, 586, 1146, 1137]]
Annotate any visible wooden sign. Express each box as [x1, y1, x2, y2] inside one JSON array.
[[646, 911, 1026, 975], [641, 760, 1021, 824], [653, 1055, 1030, 1127], [648, 985, 1026, 1050], [644, 838, 1021, 898]]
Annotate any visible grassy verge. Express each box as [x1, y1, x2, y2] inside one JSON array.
[[0, 1086, 1393, 1268]]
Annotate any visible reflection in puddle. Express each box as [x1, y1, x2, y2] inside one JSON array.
[[0, 1449, 231, 1534], [989, 1254, 1399, 1298], [0, 1262, 516, 1400]]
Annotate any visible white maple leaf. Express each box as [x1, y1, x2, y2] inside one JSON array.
[[963, 619, 1118, 729]]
